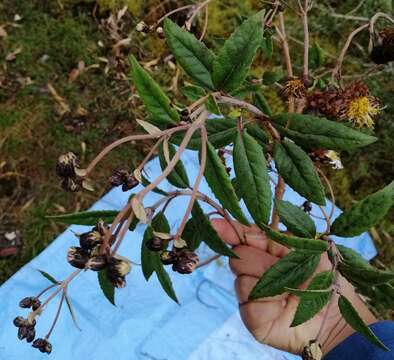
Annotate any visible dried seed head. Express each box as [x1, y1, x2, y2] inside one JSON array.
[[18, 326, 28, 341], [160, 250, 177, 265], [86, 255, 107, 271], [109, 169, 129, 187], [121, 175, 139, 192], [56, 152, 78, 178], [107, 256, 131, 288], [281, 78, 306, 99], [33, 338, 52, 354], [79, 230, 102, 251], [380, 26, 394, 46], [19, 297, 35, 309], [370, 44, 394, 64], [302, 201, 312, 213], [61, 177, 82, 192], [172, 250, 199, 274], [136, 21, 149, 33], [93, 219, 109, 236], [13, 316, 27, 328], [25, 328, 36, 343], [67, 246, 89, 269], [146, 236, 166, 252], [156, 26, 165, 39]]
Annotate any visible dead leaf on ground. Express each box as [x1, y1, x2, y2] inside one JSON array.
[[0, 26, 7, 38], [5, 47, 22, 61], [47, 83, 70, 115]]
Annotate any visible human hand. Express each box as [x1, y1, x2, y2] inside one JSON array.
[[212, 219, 377, 356]]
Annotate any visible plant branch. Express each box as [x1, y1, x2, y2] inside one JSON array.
[[45, 290, 66, 339]]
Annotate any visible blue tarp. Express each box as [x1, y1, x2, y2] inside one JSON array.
[[0, 150, 377, 360]]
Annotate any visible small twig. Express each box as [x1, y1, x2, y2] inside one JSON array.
[[368, 12, 394, 52], [199, 5, 209, 41], [45, 291, 66, 339], [185, 0, 215, 30], [299, 0, 310, 82], [277, 12, 294, 78], [196, 254, 221, 269], [156, 5, 194, 25], [316, 167, 336, 220]]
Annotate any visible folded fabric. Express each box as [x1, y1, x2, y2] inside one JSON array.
[[0, 150, 376, 360]]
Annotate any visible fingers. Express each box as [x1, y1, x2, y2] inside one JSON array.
[[211, 218, 268, 250]]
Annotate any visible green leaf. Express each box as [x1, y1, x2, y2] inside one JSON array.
[[212, 12, 264, 92], [310, 42, 325, 68], [159, 142, 190, 188], [337, 245, 394, 285], [259, 224, 328, 253], [275, 200, 316, 238], [274, 140, 326, 205], [272, 113, 377, 150], [182, 218, 202, 251], [261, 33, 273, 59], [245, 123, 269, 149], [171, 117, 238, 150], [140, 175, 168, 196], [190, 202, 239, 258], [338, 295, 389, 351], [164, 19, 215, 90], [331, 181, 394, 237], [262, 71, 282, 85], [47, 210, 118, 225], [253, 92, 273, 116], [181, 85, 205, 101], [290, 271, 334, 327], [204, 141, 249, 225], [98, 270, 115, 306], [130, 55, 179, 126], [234, 129, 272, 225], [249, 251, 321, 299], [155, 264, 179, 304], [140, 213, 178, 302], [38, 270, 58, 284]]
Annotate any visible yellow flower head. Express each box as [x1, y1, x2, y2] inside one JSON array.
[[281, 78, 306, 99], [346, 96, 380, 128]]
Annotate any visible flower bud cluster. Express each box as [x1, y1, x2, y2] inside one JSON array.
[[108, 169, 139, 192], [56, 152, 83, 192]]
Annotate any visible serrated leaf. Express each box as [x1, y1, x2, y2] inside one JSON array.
[[253, 92, 273, 116], [140, 175, 168, 196], [338, 295, 389, 351], [164, 19, 215, 90], [38, 270, 58, 284], [98, 270, 115, 306], [331, 181, 394, 237], [191, 202, 239, 258], [275, 200, 316, 238], [234, 129, 272, 225], [212, 12, 264, 92], [290, 271, 334, 327], [47, 210, 118, 225], [159, 142, 190, 189], [249, 251, 321, 299], [274, 140, 326, 205], [272, 113, 377, 151], [182, 218, 202, 251], [245, 123, 269, 150], [171, 117, 238, 150], [130, 55, 179, 126], [259, 223, 328, 253], [310, 42, 325, 68], [337, 245, 394, 285], [262, 71, 282, 85], [204, 141, 249, 225], [155, 265, 179, 304]]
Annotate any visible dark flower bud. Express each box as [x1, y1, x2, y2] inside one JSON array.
[[146, 236, 166, 252], [109, 169, 128, 187], [86, 255, 107, 271], [67, 247, 89, 269], [56, 152, 78, 178], [13, 316, 26, 328], [61, 177, 82, 192], [156, 26, 165, 39], [31, 298, 41, 311], [122, 175, 139, 191], [33, 338, 52, 354], [160, 250, 177, 265], [19, 297, 35, 309], [136, 21, 149, 33], [93, 219, 109, 236], [79, 230, 102, 251], [172, 250, 199, 274], [18, 326, 28, 340], [107, 256, 131, 288], [302, 201, 312, 213], [25, 328, 36, 343]]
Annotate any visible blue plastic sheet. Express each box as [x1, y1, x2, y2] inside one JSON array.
[[0, 150, 377, 360]]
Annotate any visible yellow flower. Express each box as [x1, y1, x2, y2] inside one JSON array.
[[281, 78, 306, 99], [346, 96, 380, 128]]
